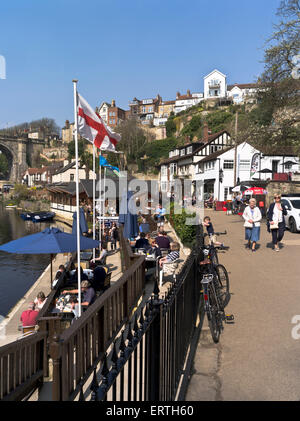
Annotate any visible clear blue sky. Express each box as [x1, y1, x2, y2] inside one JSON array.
[[0, 0, 281, 130]]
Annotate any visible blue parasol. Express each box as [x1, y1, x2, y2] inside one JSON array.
[[119, 191, 139, 239], [0, 227, 100, 287], [72, 207, 88, 235]]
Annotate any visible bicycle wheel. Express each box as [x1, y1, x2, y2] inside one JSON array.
[[207, 291, 221, 343], [215, 264, 230, 308], [210, 247, 219, 266]]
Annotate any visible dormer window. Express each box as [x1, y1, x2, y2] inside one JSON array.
[[180, 149, 185, 156]]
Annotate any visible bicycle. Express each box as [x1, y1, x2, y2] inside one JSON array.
[[203, 230, 227, 265], [201, 232, 230, 308], [201, 274, 234, 343]]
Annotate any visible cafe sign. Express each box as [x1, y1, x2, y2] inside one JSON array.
[[250, 153, 259, 177]]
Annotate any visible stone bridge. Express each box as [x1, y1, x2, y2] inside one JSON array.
[[0, 135, 45, 182]]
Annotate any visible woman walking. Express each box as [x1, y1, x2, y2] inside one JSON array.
[[242, 198, 262, 252], [267, 193, 287, 252]]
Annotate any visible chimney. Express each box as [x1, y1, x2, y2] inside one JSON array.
[[176, 91, 181, 99], [203, 123, 209, 142], [187, 89, 191, 96], [65, 120, 70, 129], [111, 99, 116, 107]]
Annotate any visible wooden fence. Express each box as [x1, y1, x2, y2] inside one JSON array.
[[0, 332, 47, 401], [50, 254, 145, 401]]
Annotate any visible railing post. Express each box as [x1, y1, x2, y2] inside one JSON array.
[[147, 289, 163, 401], [49, 334, 62, 401]]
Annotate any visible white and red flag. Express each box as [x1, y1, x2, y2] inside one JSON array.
[[77, 93, 121, 151]]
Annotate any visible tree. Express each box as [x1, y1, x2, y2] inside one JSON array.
[[166, 117, 177, 137], [0, 118, 60, 136], [67, 139, 94, 179], [238, 0, 300, 151], [262, 0, 300, 83], [115, 119, 147, 168], [206, 110, 234, 133]]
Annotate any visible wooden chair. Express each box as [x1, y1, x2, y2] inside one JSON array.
[[160, 248, 170, 257], [159, 259, 179, 287], [104, 272, 111, 290], [21, 325, 36, 335]]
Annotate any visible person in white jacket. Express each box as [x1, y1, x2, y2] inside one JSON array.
[[242, 198, 262, 252]]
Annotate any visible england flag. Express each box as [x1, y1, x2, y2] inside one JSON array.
[[77, 93, 121, 151]]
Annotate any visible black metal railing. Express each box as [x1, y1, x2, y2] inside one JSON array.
[[80, 226, 205, 401]]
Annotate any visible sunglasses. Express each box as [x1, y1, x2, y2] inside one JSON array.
[[274, 196, 281, 199]]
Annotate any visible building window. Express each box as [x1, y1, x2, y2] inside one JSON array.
[[161, 181, 168, 192], [187, 146, 193, 154], [148, 107, 153, 113], [161, 166, 168, 176], [170, 163, 177, 175], [180, 149, 185, 156], [142, 106, 146, 113], [239, 159, 250, 170], [70, 174, 74, 181], [224, 187, 229, 201], [224, 160, 234, 169]]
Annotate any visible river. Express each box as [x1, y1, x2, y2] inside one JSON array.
[[0, 203, 71, 317]]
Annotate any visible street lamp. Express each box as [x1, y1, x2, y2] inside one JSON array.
[[219, 168, 224, 183]]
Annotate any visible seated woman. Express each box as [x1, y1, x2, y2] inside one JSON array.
[[159, 242, 180, 268], [34, 291, 47, 310], [144, 238, 161, 258]]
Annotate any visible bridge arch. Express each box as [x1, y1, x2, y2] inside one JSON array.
[[0, 142, 16, 180]]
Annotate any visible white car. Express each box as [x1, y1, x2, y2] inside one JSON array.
[[281, 196, 300, 233]]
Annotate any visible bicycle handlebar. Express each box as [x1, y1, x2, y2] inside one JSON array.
[[203, 230, 227, 237]]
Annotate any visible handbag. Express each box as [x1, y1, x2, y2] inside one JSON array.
[[270, 220, 279, 229]]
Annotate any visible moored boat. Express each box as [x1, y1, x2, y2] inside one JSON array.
[[32, 211, 55, 222], [20, 212, 35, 221]]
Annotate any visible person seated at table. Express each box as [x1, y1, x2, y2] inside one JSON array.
[[154, 204, 166, 224], [159, 242, 180, 268], [90, 243, 108, 266], [134, 232, 149, 250], [155, 230, 171, 249], [90, 265, 108, 292], [144, 238, 161, 258], [69, 296, 80, 319], [62, 280, 96, 308], [70, 266, 88, 283], [20, 302, 39, 327], [58, 264, 70, 281], [34, 291, 47, 310]]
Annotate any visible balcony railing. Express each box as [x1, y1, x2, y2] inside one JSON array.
[[208, 82, 221, 89]]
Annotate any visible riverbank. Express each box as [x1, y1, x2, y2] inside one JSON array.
[[0, 253, 69, 346]]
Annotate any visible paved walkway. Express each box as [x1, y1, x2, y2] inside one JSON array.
[[186, 210, 300, 401]]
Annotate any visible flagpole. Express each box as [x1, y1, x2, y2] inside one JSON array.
[[92, 144, 96, 260], [103, 166, 106, 239], [99, 149, 102, 247], [73, 79, 82, 317]]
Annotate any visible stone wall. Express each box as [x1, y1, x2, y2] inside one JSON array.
[[266, 180, 300, 207]]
